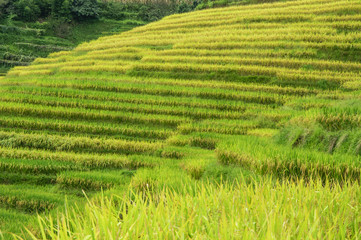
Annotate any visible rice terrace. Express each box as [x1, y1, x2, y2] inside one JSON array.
[[1, 0, 361, 238]]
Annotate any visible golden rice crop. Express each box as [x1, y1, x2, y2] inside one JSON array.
[[2, 0, 361, 236]]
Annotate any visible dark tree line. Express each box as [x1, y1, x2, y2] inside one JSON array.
[[0, 0, 202, 23], [0, 0, 100, 22]]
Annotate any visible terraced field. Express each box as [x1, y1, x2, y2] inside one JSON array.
[[1, 0, 361, 238], [0, 19, 143, 76]]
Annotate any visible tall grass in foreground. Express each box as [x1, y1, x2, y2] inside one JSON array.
[[22, 178, 361, 240]]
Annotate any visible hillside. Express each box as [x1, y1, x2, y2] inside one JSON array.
[[0, 19, 145, 76], [1, 0, 361, 238]]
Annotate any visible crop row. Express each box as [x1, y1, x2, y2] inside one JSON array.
[[103, 23, 341, 43], [132, 62, 354, 85], [316, 114, 361, 131], [0, 131, 161, 155], [56, 170, 133, 191], [113, 21, 333, 40], [0, 102, 188, 128], [0, 93, 250, 120], [20, 79, 286, 105], [217, 136, 361, 181], [182, 32, 361, 45], [7, 72, 316, 97], [177, 112, 287, 135], [142, 55, 361, 73], [0, 146, 157, 169], [174, 36, 361, 49], [123, 73, 317, 96], [0, 172, 55, 185], [102, 31, 361, 49], [10, 59, 133, 72], [2, 85, 261, 112], [156, 48, 319, 59], [0, 157, 84, 175], [129, 21, 349, 38], [178, 122, 253, 135], [0, 185, 64, 213], [84, 31, 352, 52], [33, 51, 143, 65], [7, 69, 52, 77], [75, 34, 361, 52], [0, 115, 173, 140]]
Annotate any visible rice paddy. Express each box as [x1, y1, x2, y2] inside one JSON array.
[[1, 0, 361, 238]]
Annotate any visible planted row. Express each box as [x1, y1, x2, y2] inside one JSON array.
[[2, 84, 268, 112], [0, 93, 249, 120], [0, 115, 173, 140], [0, 146, 155, 169], [217, 136, 361, 181], [56, 170, 134, 191], [0, 131, 161, 155], [0, 102, 188, 128]]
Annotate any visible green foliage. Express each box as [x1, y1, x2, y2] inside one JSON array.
[[137, 3, 171, 22], [99, 2, 130, 21], [13, 0, 41, 22], [71, 0, 99, 20], [0, 0, 11, 20], [176, 1, 193, 13], [34, 0, 51, 18], [51, 0, 72, 20]]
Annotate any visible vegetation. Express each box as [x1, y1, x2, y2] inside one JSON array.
[[28, 178, 361, 239], [0, 0, 195, 76], [1, 0, 361, 238]]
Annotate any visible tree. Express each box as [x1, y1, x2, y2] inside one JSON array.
[[14, 0, 41, 21], [71, 0, 99, 20], [0, 0, 11, 19]]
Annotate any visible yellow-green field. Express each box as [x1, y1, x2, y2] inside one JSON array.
[[1, 0, 361, 238]]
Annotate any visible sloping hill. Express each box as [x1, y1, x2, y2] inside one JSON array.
[[0, 19, 143, 76], [1, 0, 361, 237]]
